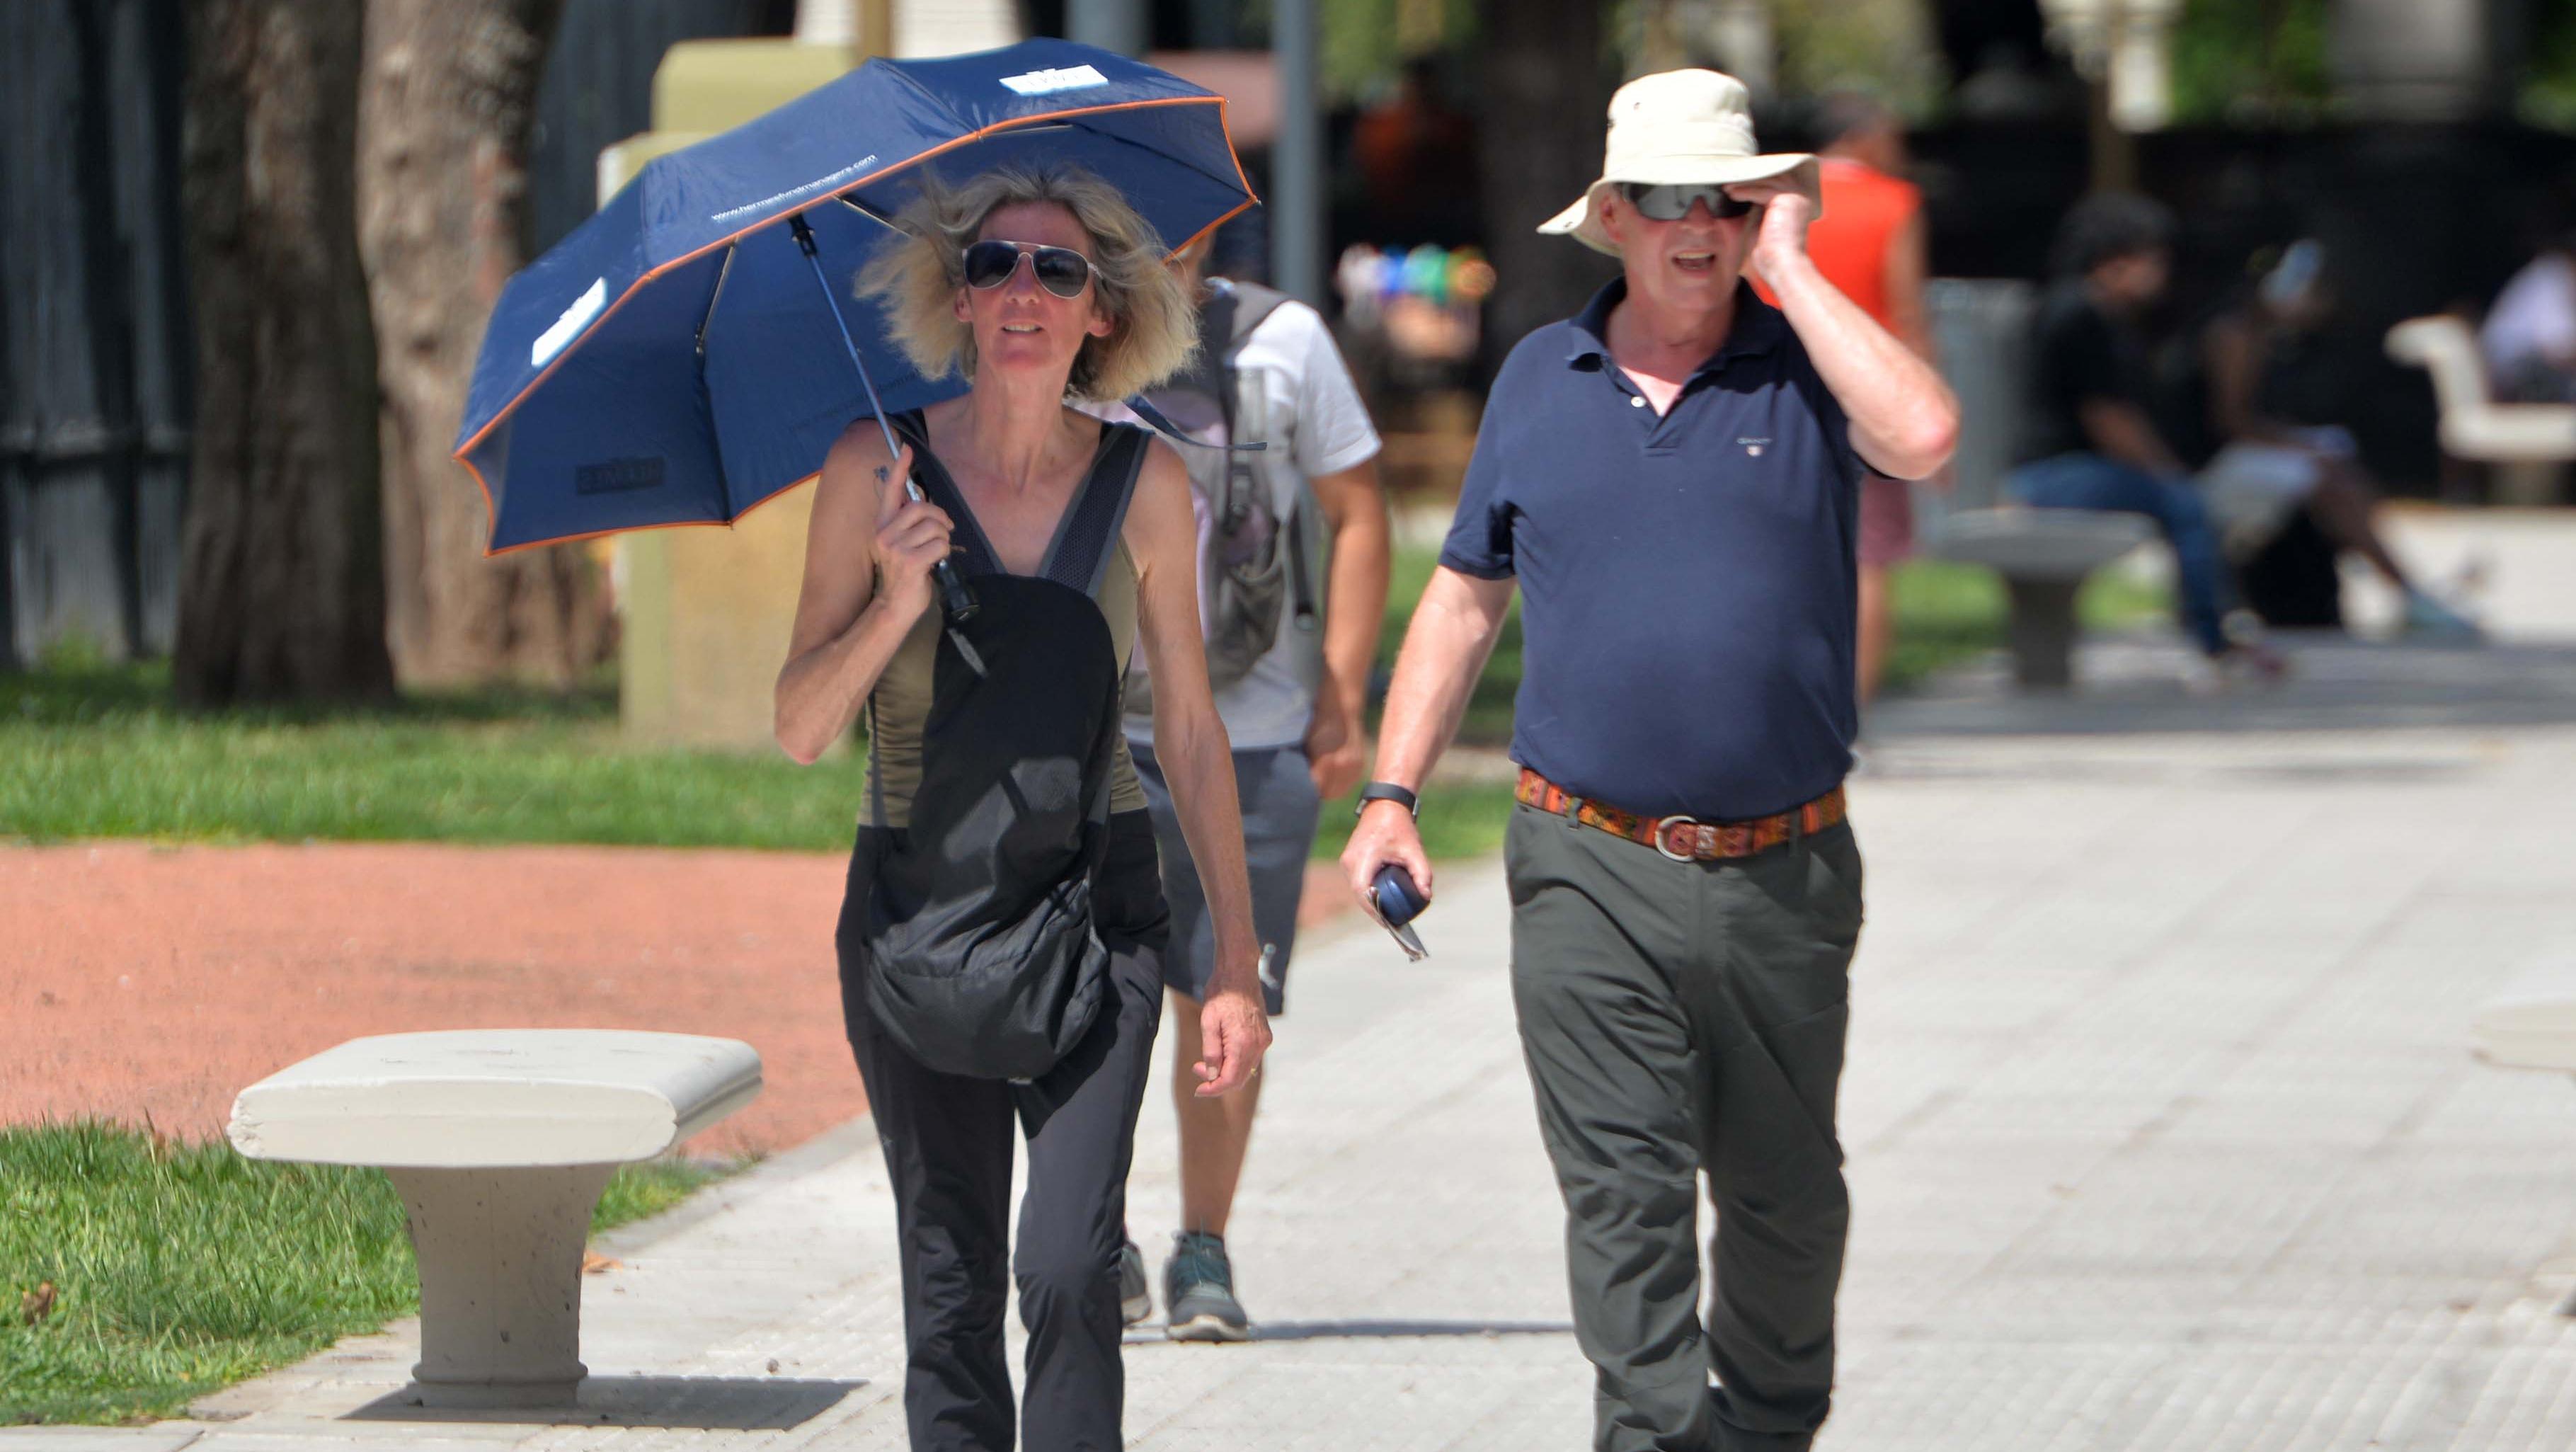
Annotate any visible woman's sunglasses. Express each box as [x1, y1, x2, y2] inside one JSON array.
[[1619, 182, 1756, 222], [961, 239, 1095, 299]]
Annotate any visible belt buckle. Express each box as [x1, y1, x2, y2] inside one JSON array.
[[1653, 814, 1702, 862]]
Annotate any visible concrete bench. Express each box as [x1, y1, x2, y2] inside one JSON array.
[[2470, 957, 2576, 1074], [1924, 278, 2154, 689], [228, 1030, 762, 1409], [1928, 508, 2154, 689]]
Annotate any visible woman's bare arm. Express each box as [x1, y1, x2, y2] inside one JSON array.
[[772, 425, 951, 765], [1127, 438, 1271, 1094]]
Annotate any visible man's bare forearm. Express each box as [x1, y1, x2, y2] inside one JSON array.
[[1761, 250, 1958, 479], [1370, 566, 1513, 791]]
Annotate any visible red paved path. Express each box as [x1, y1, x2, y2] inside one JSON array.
[[4, 844, 1351, 1157]]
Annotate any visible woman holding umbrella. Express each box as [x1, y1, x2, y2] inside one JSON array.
[[774, 164, 1269, 1449]]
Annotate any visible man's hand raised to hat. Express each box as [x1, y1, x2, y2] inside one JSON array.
[[1729, 176, 1962, 481], [1729, 180, 1816, 290]]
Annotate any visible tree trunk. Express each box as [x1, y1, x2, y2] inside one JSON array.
[[1476, 0, 1619, 371], [359, 0, 604, 690], [172, 0, 396, 707]]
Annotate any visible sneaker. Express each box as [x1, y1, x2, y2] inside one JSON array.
[[2222, 641, 2291, 687], [1162, 1230, 1249, 1342], [2402, 588, 2485, 642], [1117, 1238, 1152, 1327]]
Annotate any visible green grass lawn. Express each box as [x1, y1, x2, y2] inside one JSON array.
[[0, 1123, 723, 1426], [0, 660, 873, 851]]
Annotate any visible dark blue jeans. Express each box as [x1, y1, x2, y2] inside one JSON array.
[[2006, 452, 2231, 656]]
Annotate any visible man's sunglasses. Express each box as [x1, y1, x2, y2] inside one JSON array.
[[1620, 182, 1756, 222], [961, 239, 1095, 299]]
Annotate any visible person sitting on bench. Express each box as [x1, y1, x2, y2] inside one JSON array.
[[2006, 193, 2284, 685]]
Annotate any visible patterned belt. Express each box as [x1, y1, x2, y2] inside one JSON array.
[[1516, 767, 1847, 863]]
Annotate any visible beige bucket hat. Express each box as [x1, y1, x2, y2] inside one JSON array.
[[1540, 69, 1821, 255]]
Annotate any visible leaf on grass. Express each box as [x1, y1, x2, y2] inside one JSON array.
[[580, 1251, 623, 1275], [20, 1281, 57, 1326]]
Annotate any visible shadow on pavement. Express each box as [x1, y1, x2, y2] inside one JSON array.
[[1129, 1319, 1574, 1345], [343, 1375, 866, 1430]]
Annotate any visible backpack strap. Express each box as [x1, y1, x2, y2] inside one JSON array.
[[1210, 280, 1318, 630], [1040, 422, 1152, 599], [883, 409, 1004, 578], [1220, 280, 1290, 360]]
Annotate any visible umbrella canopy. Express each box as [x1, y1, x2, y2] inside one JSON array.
[[454, 39, 1256, 554]]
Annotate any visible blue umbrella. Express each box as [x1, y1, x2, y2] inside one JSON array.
[[452, 38, 1256, 561]]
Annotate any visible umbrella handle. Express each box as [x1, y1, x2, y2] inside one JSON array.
[[790, 214, 978, 626]]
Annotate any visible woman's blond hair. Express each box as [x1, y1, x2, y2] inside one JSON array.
[[855, 164, 1197, 403]]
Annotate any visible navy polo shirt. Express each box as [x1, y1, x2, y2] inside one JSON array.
[[1439, 279, 1862, 819]]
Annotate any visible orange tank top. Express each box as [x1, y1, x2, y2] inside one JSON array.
[[1756, 156, 1920, 331]]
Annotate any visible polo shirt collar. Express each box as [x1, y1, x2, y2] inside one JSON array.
[[1564, 277, 1788, 376]]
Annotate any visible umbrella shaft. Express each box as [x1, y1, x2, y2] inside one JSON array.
[[789, 212, 978, 627]]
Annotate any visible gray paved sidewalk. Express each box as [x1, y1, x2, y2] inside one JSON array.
[[14, 516, 2576, 1451]]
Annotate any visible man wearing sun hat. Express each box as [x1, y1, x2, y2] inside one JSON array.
[[1346, 69, 1957, 1452]]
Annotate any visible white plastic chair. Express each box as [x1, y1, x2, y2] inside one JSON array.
[[2384, 315, 2576, 464]]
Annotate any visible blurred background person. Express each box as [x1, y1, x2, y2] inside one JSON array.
[[2197, 241, 2481, 638], [2480, 223, 2576, 404], [1114, 235, 1390, 1343], [2008, 193, 2284, 684]]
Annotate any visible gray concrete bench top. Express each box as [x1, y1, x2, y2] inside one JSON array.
[[227, 1030, 762, 1409], [2471, 958, 2576, 1073], [1930, 508, 2153, 581], [1924, 508, 2158, 688], [227, 1029, 761, 1169]]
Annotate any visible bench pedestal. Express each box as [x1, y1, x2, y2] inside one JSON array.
[[2003, 577, 2082, 689], [389, 1163, 616, 1407], [1931, 509, 2153, 691]]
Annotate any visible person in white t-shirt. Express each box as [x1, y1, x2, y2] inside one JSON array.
[[1116, 238, 1390, 1341], [2481, 231, 2576, 404]]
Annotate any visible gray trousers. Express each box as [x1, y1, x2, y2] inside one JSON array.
[[1130, 741, 1320, 1014], [1504, 801, 1865, 1452]]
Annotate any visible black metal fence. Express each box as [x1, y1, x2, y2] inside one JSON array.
[[1, 0, 190, 668]]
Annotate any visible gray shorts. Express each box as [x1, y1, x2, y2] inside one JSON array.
[[1128, 742, 1321, 1015]]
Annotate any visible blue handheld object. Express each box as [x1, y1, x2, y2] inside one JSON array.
[[1370, 865, 1430, 961], [1372, 865, 1429, 927]]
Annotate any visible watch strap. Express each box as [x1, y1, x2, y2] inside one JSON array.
[[1356, 782, 1419, 818]]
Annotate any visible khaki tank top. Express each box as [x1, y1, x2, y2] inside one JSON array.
[[862, 425, 1149, 831]]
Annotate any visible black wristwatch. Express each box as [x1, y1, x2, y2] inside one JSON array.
[[1355, 782, 1419, 818]]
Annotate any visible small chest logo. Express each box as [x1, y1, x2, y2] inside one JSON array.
[[1737, 436, 1772, 458]]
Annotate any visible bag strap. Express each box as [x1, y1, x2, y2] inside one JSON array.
[[1211, 280, 1318, 628], [884, 409, 1004, 578], [1041, 422, 1152, 598], [1220, 280, 1290, 362], [1213, 280, 1288, 522]]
